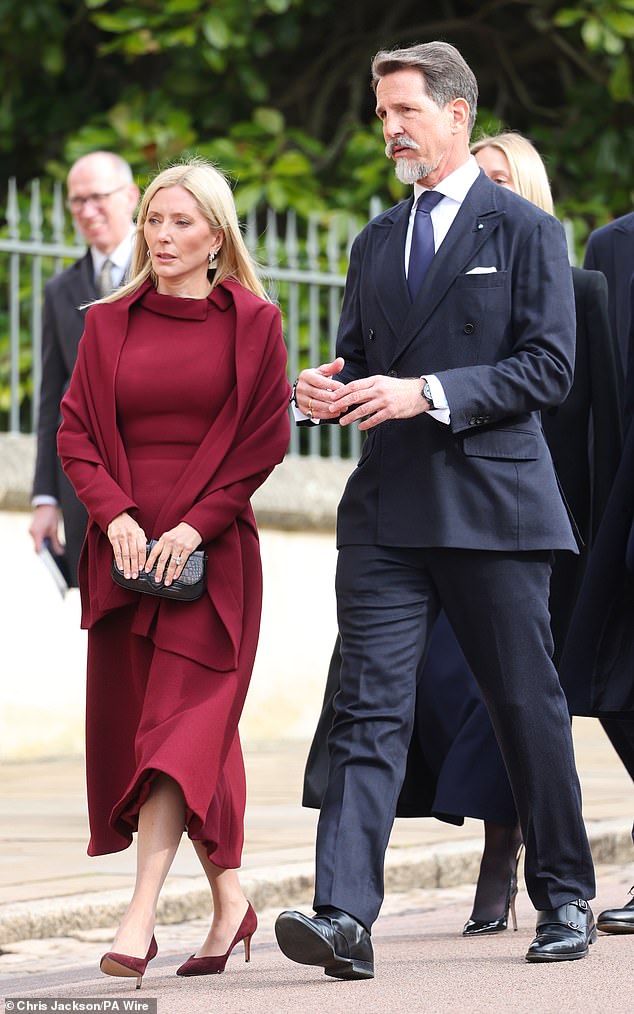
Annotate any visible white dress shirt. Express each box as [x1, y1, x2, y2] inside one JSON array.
[[406, 156, 481, 424], [91, 227, 136, 289]]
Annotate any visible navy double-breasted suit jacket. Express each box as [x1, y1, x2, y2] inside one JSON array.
[[334, 170, 577, 553]]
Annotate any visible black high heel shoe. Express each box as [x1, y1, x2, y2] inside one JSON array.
[[463, 843, 524, 936]]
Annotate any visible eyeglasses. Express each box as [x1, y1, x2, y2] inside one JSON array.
[[67, 185, 128, 211]]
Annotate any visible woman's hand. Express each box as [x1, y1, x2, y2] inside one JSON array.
[[295, 358, 345, 420], [107, 512, 147, 579], [145, 522, 203, 587]]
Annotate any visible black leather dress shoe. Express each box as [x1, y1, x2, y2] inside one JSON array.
[[526, 899, 596, 962], [597, 890, 634, 934], [275, 906, 374, 979]]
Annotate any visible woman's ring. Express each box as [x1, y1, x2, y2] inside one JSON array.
[[174, 555, 182, 565], [308, 399, 313, 413]]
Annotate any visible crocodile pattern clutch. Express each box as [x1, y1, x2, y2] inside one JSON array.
[[111, 539, 207, 601]]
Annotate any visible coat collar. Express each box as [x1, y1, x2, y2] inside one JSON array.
[[613, 211, 634, 235]]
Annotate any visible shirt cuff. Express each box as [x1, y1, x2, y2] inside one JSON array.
[[291, 403, 320, 426], [424, 374, 451, 425], [32, 495, 59, 508]]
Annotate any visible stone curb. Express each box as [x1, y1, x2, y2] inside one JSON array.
[[0, 433, 353, 529], [0, 819, 630, 946]]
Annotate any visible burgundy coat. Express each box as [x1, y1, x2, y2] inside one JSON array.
[[57, 278, 291, 671]]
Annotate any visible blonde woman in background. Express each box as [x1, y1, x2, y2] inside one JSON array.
[[441, 131, 623, 933]]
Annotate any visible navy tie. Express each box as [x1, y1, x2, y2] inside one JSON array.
[[407, 190, 444, 300]]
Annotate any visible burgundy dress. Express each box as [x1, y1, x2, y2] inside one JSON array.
[[83, 289, 263, 864]]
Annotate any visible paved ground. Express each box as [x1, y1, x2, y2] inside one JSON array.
[[0, 720, 633, 1010], [1, 865, 633, 1013]]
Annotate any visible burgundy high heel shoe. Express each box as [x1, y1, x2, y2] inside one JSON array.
[[100, 934, 158, 989], [176, 902, 258, 976]]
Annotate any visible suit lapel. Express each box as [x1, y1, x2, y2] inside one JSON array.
[[387, 173, 505, 368], [371, 197, 412, 339], [76, 250, 97, 303]]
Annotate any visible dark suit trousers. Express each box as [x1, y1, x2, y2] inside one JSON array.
[[314, 545, 596, 929]]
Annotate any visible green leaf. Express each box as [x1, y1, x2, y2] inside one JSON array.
[[202, 14, 231, 49], [234, 182, 265, 214], [604, 12, 634, 37], [265, 178, 291, 210], [200, 138, 243, 163], [201, 48, 227, 72], [553, 9, 585, 28], [253, 106, 285, 134], [160, 26, 198, 48], [42, 43, 64, 75], [608, 53, 633, 100], [165, 0, 204, 12], [266, 0, 292, 11], [271, 150, 312, 177], [602, 29, 624, 54], [581, 18, 602, 49], [91, 11, 148, 33]]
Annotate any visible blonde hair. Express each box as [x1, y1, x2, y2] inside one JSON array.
[[470, 132, 555, 215], [102, 157, 267, 303]]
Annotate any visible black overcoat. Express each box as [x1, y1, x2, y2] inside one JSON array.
[[559, 273, 634, 715]]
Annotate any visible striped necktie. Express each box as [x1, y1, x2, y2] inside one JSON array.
[[97, 258, 115, 297]]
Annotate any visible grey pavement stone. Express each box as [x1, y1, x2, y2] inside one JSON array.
[[0, 433, 352, 528]]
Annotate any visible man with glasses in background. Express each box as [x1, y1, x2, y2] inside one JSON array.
[[29, 152, 139, 584]]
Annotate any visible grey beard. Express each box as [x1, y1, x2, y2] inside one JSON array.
[[394, 157, 441, 185]]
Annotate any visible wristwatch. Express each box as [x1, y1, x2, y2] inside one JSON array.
[[421, 378, 434, 409]]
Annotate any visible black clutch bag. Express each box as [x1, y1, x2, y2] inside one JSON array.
[[111, 540, 207, 602]]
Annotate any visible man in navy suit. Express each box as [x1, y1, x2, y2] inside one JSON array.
[[29, 152, 138, 584], [275, 41, 596, 976]]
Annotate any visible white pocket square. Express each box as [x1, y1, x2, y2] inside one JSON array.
[[465, 266, 497, 274]]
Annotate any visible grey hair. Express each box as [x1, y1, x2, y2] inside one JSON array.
[[371, 41, 478, 136]]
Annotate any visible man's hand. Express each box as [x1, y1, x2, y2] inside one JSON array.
[[29, 504, 64, 555], [329, 376, 430, 430], [294, 357, 346, 420]]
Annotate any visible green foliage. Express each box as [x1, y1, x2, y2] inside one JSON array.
[[1, 0, 632, 228], [2, 0, 634, 430]]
